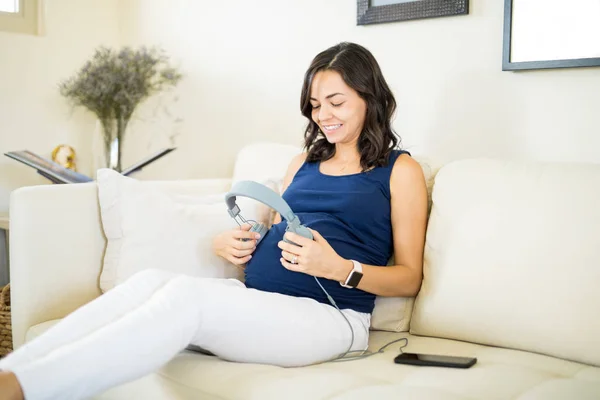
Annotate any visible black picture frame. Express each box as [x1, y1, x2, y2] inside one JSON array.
[[502, 0, 600, 71], [357, 0, 469, 26]]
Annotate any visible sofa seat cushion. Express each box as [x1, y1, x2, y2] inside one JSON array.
[[26, 320, 600, 400]]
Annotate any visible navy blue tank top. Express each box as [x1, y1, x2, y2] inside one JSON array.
[[244, 149, 408, 314]]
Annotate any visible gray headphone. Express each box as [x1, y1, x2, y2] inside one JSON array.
[[225, 180, 313, 246]]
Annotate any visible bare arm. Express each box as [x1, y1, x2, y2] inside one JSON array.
[[331, 154, 428, 297], [272, 152, 307, 225]]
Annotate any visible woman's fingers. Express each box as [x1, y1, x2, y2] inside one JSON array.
[[232, 228, 261, 241], [280, 250, 299, 264], [227, 254, 252, 266], [228, 246, 255, 258]]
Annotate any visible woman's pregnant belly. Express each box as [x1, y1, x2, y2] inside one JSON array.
[[243, 213, 382, 313]]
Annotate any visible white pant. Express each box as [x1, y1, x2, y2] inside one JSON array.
[[0, 269, 370, 400]]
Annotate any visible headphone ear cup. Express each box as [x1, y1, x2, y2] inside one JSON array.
[[283, 224, 313, 246], [250, 223, 268, 245], [241, 223, 263, 242], [295, 225, 314, 240]]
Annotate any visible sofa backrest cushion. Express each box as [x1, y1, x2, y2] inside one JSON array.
[[231, 142, 303, 188], [410, 158, 600, 367], [231, 142, 303, 228]]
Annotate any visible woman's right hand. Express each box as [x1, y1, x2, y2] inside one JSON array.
[[212, 223, 261, 266]]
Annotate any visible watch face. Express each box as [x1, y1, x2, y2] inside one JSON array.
[[347, 271, 363, 288]]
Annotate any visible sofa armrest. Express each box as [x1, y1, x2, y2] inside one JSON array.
[[9, 182, 106, 348]]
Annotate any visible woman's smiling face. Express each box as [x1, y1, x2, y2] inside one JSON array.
[[309, 70, 367, 145]]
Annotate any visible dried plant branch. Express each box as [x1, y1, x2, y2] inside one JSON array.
[[58, 46, 183, 170]]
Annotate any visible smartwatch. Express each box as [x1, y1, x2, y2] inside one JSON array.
[[341, 260, 363, 288]]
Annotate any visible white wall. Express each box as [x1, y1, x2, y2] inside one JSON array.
[[0, 0, 120, 211], [2, 0, 600, 199], [119, 0, 600, 181]]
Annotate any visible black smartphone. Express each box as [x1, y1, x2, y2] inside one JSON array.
[[394, 352, 477, 369]]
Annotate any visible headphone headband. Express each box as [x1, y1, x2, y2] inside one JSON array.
[[225, 180, 299, 225], [224, 180, 313, 245]]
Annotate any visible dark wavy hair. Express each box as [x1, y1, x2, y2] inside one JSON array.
[[300, 42, 401, 171]]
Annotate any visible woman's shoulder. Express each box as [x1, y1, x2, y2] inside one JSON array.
[[279, 152, 309, 194], [287, 152, 308, 175], [389, 150, 426, 192], [291, 151, 308, 165], [390, 148, 411, 159]]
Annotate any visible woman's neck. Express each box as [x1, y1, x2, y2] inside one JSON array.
[[333, 143, 360, 164]]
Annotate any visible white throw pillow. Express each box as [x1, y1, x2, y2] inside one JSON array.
[[96, 169, 245, 292], [371, 295, 415, 332], [368, 257, 414, 332]]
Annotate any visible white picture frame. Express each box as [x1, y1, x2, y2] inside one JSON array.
[[503, 0, 600, 71]]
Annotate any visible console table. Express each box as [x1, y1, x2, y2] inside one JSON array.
[[0, 213, 8, 286]]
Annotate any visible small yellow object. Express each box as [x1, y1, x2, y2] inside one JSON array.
[[51, 144, 77, 171]]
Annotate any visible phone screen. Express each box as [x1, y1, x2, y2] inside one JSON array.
[[394, 352, 477, 368]]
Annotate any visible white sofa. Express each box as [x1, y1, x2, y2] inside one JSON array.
[[7, 143, 600, 399]]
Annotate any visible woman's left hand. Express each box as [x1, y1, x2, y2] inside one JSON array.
[[278, 228, 350, 281]]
